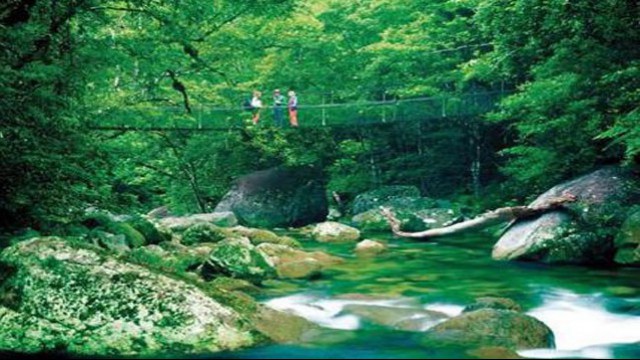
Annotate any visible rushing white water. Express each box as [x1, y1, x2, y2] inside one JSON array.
[[520, 290, 640, 357], [264, 293, 435, 330], [265, 290, 639, 359]]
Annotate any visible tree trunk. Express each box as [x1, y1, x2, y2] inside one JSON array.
[[381, 193, 576, 239]]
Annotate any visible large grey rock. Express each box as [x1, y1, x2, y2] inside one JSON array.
[[493, 167, 639, 264], [214, 167, 328, 228], [0, 238, 256, 356]]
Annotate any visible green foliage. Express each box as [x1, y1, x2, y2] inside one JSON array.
[[1, 0, 637, 228]]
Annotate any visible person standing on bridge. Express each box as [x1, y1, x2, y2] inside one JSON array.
[[251, 90, 263, 125], [273, 89, 285, 128], [288, 90, 299, 127]]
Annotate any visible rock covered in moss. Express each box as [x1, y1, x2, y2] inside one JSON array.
[[422, 308, 555, 350], [83, 213, 146, 248], [311, 222, 360, 243], [0, 237, 257, 356], [204, 238, 276, 284], [614, 209, 640, 265], [257, 243, 343, 279], [351, 186, 422, 215], [126, 216, 171, 245], [181, 223, 228, 245], [462, 297, 522, 313]]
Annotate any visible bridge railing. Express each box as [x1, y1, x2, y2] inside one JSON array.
[[87, 91, 507, 130]]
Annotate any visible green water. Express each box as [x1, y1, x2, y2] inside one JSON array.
[[217, 232, 640, 359]]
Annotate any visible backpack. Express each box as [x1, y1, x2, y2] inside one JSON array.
[[242, 98, 253, 111]]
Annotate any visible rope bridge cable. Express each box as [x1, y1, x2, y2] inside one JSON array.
[[87, 90, 512, 131]]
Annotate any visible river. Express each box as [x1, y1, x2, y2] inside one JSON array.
[[215, 232, 640, 359]]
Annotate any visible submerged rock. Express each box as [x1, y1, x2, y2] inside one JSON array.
[[422, 308, 555, 350], [342, 304, 447, 331], [214, 167, 328, 228], [257, 243, 344, 279], [493, 167, 639, 265], [311, 222, 361, 243], [0, 238, 257, 356], [354, 239, 387, 257]]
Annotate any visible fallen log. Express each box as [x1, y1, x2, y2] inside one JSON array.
[[380, 193, 576, 239]]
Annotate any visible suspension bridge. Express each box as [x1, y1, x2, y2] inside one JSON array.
[[87, 90, 509, 132]]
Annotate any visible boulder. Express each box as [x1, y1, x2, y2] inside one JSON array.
[[157, 212, 238, 232], [204, 238, 276, 284], [214, 167, 328, 228], [354, 239, 387, 257], [311, 222, 361, 243], [422, 309, 555, 350], [493, 167, 639, 264], [351, 186, 422, 215], [462, 297, 522, 313], [614, 209, 640, 266], [257, 243, 344, 279], [83, 213, 146, 248], [0, 238, 257, 356], [352, 207, 460, 232]]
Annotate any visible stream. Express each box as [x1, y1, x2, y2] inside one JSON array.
[[216, 232, 640, 359]]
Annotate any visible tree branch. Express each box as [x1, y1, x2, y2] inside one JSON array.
[[381, 193, 577, 239]]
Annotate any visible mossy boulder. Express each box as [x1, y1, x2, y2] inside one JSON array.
[[0, 237, 258, 356], [351, 186, 422, 214], [614, 209, 640, 266], [181, 223, 229, 246], [203, 238, 276, 284], [311, 222, 361, 243], [462, 297, 522, 313], [126, 244, 210, 276], [126, 216, 170, 245], [493, 167, 640, 265], [257, 243, 343, 279], [422, 309, 555, 350], [351, 199, 460, 233], [83, 213, 146, 249]]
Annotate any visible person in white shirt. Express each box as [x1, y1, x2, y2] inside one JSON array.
[[251, 90, 263, 124]]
